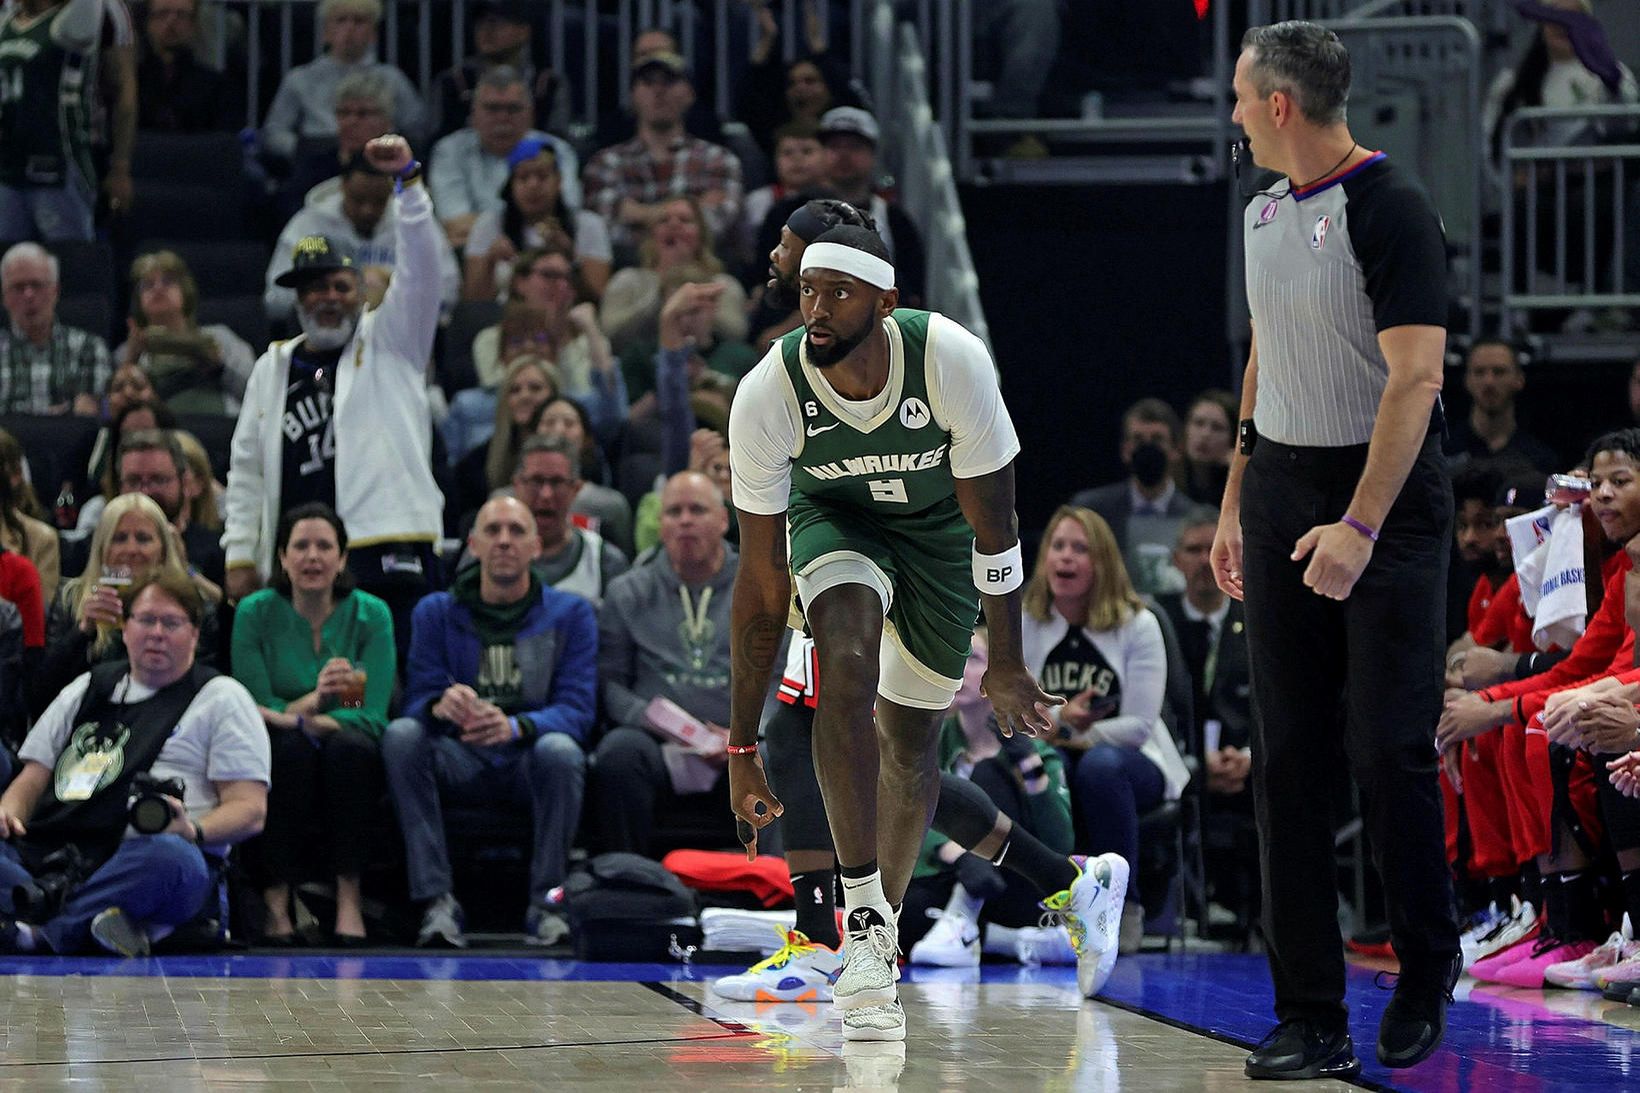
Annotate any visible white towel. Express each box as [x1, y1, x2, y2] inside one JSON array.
[[1532, 507, 1587, 651], [1507, 504, 1558, 617]]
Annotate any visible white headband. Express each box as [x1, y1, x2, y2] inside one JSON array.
[[801, 242, 896, 290]]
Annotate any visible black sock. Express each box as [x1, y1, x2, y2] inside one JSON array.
[[992, 828, 1078, 896], [1542, 875, 1569, 940], [839, 859, 878, 881], [790, 869, 840, 949], [1621, 870, 1640, 934], [1488, 875, 1520, 909], [954, 852, 1007, 902], [1558, 870, 1603, 941]]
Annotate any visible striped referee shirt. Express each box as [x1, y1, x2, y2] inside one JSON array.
[[1244, 153, 1447, 448]]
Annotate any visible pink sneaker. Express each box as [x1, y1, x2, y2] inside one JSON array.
[[1544, 932, 1634, 990], [1468, 928, 1542, 983], [1490, 938, 1598, 989]]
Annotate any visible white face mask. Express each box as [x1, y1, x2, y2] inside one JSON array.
[[297, 304, 359, 351]]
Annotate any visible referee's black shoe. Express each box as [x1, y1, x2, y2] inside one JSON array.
[[1244, 1020, 1360, 1080], [1377, 953, 1461, 1069]]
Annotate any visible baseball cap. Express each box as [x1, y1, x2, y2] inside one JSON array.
[[632, 51, 690, 82], [274, 235, 358, 288], [818, 106, 879, 145]]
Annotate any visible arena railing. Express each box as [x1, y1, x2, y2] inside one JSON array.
[[861, 1, 991, 356], [1498, 104, 1640, 333], [211, 0, 846, 135]]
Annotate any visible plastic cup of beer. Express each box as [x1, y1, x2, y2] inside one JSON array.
[[97, 565, 133, 636], [341, 667, 367, 709]]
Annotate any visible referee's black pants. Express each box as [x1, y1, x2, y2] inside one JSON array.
[[1241, 433, 1459, 1031]]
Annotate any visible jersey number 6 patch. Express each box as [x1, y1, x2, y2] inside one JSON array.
[[868, 478, 909, 504]]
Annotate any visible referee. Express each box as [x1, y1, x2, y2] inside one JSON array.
[[1213, 22, 1459, 1080]]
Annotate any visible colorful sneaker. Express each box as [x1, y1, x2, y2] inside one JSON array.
[[710, 928, 843, 1003], [908, 909, 979, 968], [1490, 937, 1599, 990], [841, 999, 907, 1042], [1596, 946, 1640, 993], [1465, 898, 1537, 972], [1545, 930, 1635, 990], [1041, 852, 1129, 998], [833, 905, 899, 1012], [1468, 927, 1542, 983], [1457, 902, 1507, 967]]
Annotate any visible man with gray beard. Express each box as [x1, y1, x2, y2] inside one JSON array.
[[224, 134, 443, 665]]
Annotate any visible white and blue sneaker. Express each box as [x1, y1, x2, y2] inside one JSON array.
[[709, 928, 843, 1003], [1041, 853, 1129, 998]]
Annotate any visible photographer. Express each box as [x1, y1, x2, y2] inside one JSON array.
[[0, 572, 269, 956]]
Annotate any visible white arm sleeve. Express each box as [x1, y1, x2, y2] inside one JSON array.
[[727, 350, 800, 516], [925, 313, 1021, 480]]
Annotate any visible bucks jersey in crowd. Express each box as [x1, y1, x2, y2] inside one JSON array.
[[0, 2, 98, 195], [731, 308, 1020, 685]]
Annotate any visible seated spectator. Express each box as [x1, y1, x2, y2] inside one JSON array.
[[259, 0, 425, 165], [749, 195, 877, 350], [85, 364, 158, 485], [428, 66, 580, 252], [382, 495, 596, 948], [282, 70, 397, 216], [136, 0, 234, 132], [231, 503, 394, 945], [601, 198, 748, 357], [1178, 389, 1236, 507], [814, 107, 926, 305], [736, 2, 854, 158], [462, 139, 613, 303], [1069, 398, 1196, 553], [450, 354, 560, 517], [74, 399, 179, 536], [0, 0, 101, 242], [500, 434, 628, 604], [0, 428, 60, 602], [429, 0, 569, 143], [466, 243, 624, 440], [737, 121, 825, 276], [35, 491, 224, 716], [0, 571, 268, 956], [0, 243, 109, 416], [172, 429, 225, 536], [113, 429, 226, 590], [116, 251, 256, 416], [533, 396, 632, 555], [266, 156, 461, 324], [583, 54, 743, 256], [1443, 338, 1559, 473], [1021, 506, 1189, 953], [588, 471, 737, 855], [0, 541, 43, 656]]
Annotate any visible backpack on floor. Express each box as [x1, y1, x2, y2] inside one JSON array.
[[563, 852, 700, 961]]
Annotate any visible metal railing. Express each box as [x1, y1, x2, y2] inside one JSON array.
[[862, 1, 991, 354], [1499, 104, 1640, 330], [212, 0, 840, 133], [1253, 0, 1513, 35]]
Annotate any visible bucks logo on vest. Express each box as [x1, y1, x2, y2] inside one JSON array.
[[666, 585, 727, 691], [477, 643, 524, 710], [55, 721, 131, 802]]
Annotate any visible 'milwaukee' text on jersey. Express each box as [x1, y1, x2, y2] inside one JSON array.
[[727, 310, 1021, 518]]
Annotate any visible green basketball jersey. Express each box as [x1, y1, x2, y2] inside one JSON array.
[[0, 5, 96, 189], [778, 309, 956, 515]]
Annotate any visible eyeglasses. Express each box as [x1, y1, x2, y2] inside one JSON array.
[[120, 474, 178, 491], [129, 613, 192, 633], [517, 474, 575, 492]]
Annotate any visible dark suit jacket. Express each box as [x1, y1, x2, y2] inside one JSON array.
[[1154, 592, 1251, 753], [1068, 479, 1199, 550]]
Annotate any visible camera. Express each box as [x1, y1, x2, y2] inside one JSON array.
[[12, 844, 92, 921], [128, 772, 187, 836]]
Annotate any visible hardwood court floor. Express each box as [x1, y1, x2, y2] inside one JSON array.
[[0, 952, 1632, 1090]]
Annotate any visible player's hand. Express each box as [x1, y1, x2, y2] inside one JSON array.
[[1440, 745, 1464, 795], [364, 135, 414, 176], [1435, 693, 1506, 750], [1568, 692, 1640, 754], [1211, 509, 1244, 601], [1292, 521, 1373, 600], [1608, 752, 1640, 798], [729, 751, 782, 861], [980, 657, 1062, 739]]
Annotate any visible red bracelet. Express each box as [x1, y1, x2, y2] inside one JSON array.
[[725, 742, 759, 756]]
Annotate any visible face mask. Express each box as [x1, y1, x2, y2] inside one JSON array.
[[1130, 441, 1170, 488]]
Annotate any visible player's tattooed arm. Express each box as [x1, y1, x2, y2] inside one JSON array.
[[955, 463, 1063, 737], [728, 510, 793, 747]]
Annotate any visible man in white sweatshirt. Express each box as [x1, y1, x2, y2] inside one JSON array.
[[224, 134, 443, 666]]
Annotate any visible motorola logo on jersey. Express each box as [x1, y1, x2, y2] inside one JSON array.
[[898, 397, 931, 430]]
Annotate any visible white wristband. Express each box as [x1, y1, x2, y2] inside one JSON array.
[[972, 541, 1024, 595]]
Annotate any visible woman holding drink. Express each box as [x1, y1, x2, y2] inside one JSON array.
[[231, 502, 395, 945]]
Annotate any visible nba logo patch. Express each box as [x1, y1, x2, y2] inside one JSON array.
[[1310, 215, 1331, 249], [1258, 199, 1278, 225]]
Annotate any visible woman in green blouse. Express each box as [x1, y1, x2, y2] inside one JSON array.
[[232, 502, 395, 944]]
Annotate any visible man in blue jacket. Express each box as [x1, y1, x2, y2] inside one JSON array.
[[382, 495, 596, 948]]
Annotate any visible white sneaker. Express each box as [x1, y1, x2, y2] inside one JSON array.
[[1546, 927, 1635, 990], [841, 999, 907, 1042], [709, 928, 843, 1003], [908, 909, 979, 968], [1457, 902, 1507, 969], [1014, 925, 1078, 966], [1041, 853, 1129, 998], [1464, 897, 1537, 972], [833, 905, 899, 1012]]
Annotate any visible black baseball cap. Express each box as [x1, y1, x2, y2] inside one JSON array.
[[274, 235, 358, 289]]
